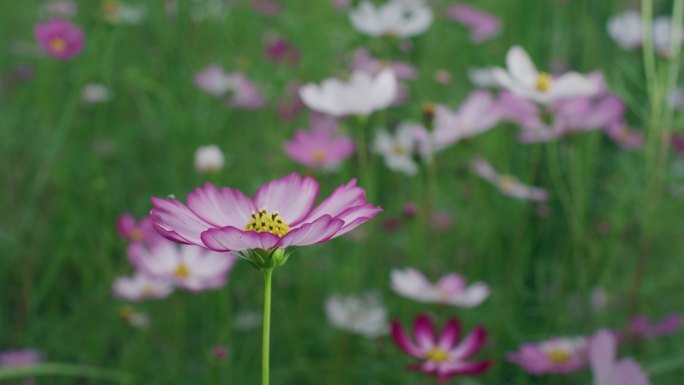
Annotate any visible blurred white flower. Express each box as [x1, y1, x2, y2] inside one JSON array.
[[607, 10, 643, 50], [112, 272, 174, 301], [299, 69, 397, 117], [81, 83, 112, 105], [194, 64, 236, 96], [390, 268, 490, 307], [492, 46, 598, 104], [431, 91, 501, 151], [234, 310, 261, 331], [103, 0, 147, 24], [194, 145, 225, 173], [119, 305, 151, 329], [325, 292, 389, 338], [653, 16, 684, 56], [468, 67, 499, 87], [42, 0, 78, 18], [471, 157, 548, 202], [374, 122, 428, 176], [349, 0, 433, 38]]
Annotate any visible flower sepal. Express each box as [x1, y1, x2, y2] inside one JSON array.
[[238, 248, 291, 270]]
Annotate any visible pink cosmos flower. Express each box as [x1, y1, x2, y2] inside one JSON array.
[[117, 213, 162, 245], [34, 19, 84, 60], [0, 349, 41, 368], [446, 4, 501, 43], [628, 314, 682, 339], [672, 133, 684, 154], [227, 72, 266, 109], [605, 121, 644, 150], [129, 240, 237, 291], [194, 64, 234, 97], [390, 268, 489, 307], [507, 336, 587, 374], [589, 330, 651, 385], [471, 158, 548, 202], [351, 48, 417, 80], [391, 314, 491, 379], [431, 91, 501, 151], [265, 37, 300, 66], [112, 272, 174, 301], [150, 173, 382, 256], [277, 81, 306, 121], [284, 117, 355, 170]]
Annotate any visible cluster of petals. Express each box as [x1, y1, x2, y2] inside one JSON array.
[[150, 173, 382, 253], [391, 314, 491, 379], [431, 91, 501, 151], [349, 0, 433, 39], [390, 268, 489, 307], [194, 64, 265, 109], [608, 10, 683, 56]]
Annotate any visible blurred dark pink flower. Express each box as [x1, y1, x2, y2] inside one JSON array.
[[0, 349, 41, 368], [604, 122, 644, 150], [227, 72, 266, 109], [628, 314, 682, 339], [391, 314, 491, 379], [283, 115, 355, 170], [446, 4, 501, 43], [212, 345, 229, 360], [402, 202, 418, 218], [117, 213, 163, 245], [351, 48, 417, 80], [265, 37, 300, 66], [508, 337, 587, 375], [671, 133, 684, 154], [34, 18, 84, 60]]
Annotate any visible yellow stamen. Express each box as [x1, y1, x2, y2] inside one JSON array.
[[244, 208, 291, 237], [391, 144, 407, 156], [535, 72, 552, 92], [311, 150, 327, 165], [426, 348, 449, 362], [119, 305, 135, 320], [174, 263, 191, 278], [49, 38, 67, 53], [497, 175, 519, 192], [130, 228, 143, 242], [547, 349, 572, 363], [102, 0, 119, 15]]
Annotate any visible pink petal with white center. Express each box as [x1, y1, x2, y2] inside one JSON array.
[[436, 274, 467, 294], [253, 173, 319, 225], [278, 215, 344, 248], [414, 314, 436, 351], [507, 46, 538, 87], [437, 318, 461, 350], [305, 179, 367, 220], [186, 183, 256, 228], [390, 268, 434, 302], [128, 241, 179, 277], [450, 326, 486, 360], [150, 197, 212, 246], [391, 321, 423, 357], [200, 226, 279, 252]]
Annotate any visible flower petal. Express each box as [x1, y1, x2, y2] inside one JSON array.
[[449, 282, 490, 308], [438, 318, 461, 350], [507, 46, 538, 87], [438, 360, 492, 378], [200, 226, 279, 252], [305, 179, 367, 220], [253, 173, 319, 225], [450, 326, 487, 359], [277, 215, 344, 248], [150, 197, 213, 246], [414, 314, 436, 351], [333, 203, 383, 236], [186, 183, 256, 228], [391, 321, 423, 357]]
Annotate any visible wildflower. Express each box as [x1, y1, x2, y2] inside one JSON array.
[[0, 349, 41, 368], [116, 213, 162, 245], [81, 83, 112, 105], [507, 336, 587, 374], [390, 268, 489, 308], [492, 46, 598, 104], [119, 305, 151, 329], [212, 345, 229, 360], [351, 48, 417, 79], [589, 330, 651, 385], [42, 0, 78, 18], [391, 314, 491, 379], [653, 16, 684, 56], [194, 64, 235, 97], [227, 72, 266, 109], [299, 69, 397, 117], [431, 91, 501, 151], [604, 121, 644, 150], [627, 314, 682, 339], [349, 0, 433, 38], [112, 272, 174, 301], [102, 0, 146, 24], [283, 117, 355, 170], [129, 241, 237, 291], [446, 4, 501, 43], [150, 173, 381, 268], [195, 145, 225, 174], [607, 10, 643, 50], [471, 158, 548, 202], [34, 18, 85, 60], [374, 122, 429, 176], [325, 292, 389, 338], [265, 37, 300, 66]]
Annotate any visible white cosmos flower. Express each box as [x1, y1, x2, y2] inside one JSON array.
[[468, 67, 499, 88], [194, 144, 225, 173], [607, 10, 643, 50], [349, 0, 433, 38], [299, 69, 397, 117], [374, 122, 427, 176], [325, 292, 389, 338], [471, 157, 548, 202], [112, 273, 174, 302], [653, 16, 684, 56], [492, 46, 598, 104]]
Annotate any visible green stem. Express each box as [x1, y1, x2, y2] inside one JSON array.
[[262, 268, 273, 385]]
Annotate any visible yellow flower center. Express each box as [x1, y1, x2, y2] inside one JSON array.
[[174, 263, 191, 278], [102, 0, 119, 15], [141, 285, 157, 297], [49, 38, 67, 53], [244, 208, 291, 237], [535, 72, 552, 92], [311, 150, 327, 164], [130, 228, 144, 242], [497, 174, 519, 192], [392, 144, 407, 156], [547, 349, 572, 363], [426, 348, 449, 362], [119, 305, 135, 319]]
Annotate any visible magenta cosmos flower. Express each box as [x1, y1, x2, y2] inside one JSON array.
[[150, 173, 381, 267], [117, 213, 162, 245], [284, 119, 355, 170], [34, 18, 84, 60], [391, 314, 491, 379], [0, 349, 42, 368], [507, 336, 587, 375], [589, 329, 651, 385]]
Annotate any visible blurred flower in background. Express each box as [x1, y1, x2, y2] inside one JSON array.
[[81, 83, 112, 105], [0, 349, 42, 368], [349, 0, 433, 38], [325, 292, 389, 338], [471, 158, 548, 202], [116, 213, 162, 245], [34, 18, 84, 60], [627, 314, 682, 340], [351, 48, 417, 80], [507, 336, 587, 374], [195, 144, 225, 174], [227, 72, 266, 109], [588, 330, 651, 385], [265, 36, 300, 66], [112, 272, 174, 301], [194, 64, 235, 97], [102, 0, 147, 25], [390, 268, 490, 308], [431, 91, 501, 151], [374, 122, 429, 176], [607, 10, 684, 57], [41, 0, 77, 18], [446, 3, 501, 43], [284, 116, 355, 170]]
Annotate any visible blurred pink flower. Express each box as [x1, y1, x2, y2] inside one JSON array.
[[150, 174, 382, 259], [391, 314, 491, 379], [129, 240, 237, 291], [277, 81, 306, 121], [284, 116, 355, 170], [252, 0, 281, 15], [194, 64, 235, 96], [390, 268, 489, 307], [471, 158, 548, 202], [446, 4, 501, 43], [117, 213, 163, 245], [628, 314, 682, 339], [112, 272, 174, 301], [604, 121, 644, 150], [671, 133, 684, 154], [434, 69, 452, 84], [430, 210, 454, 231], [589, 330, 651, 385], [330, 0, 350, 9], [34, 18, 84, 60], [431, 91, 501, 151], [212, 345, 229, 360], [227, 72, 266, 109], [508, 336, 587, 374], [265, 37, 300, 66], [0, 349, 41, 368], [351, 48, 416, 80]]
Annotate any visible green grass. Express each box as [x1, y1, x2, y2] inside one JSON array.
[[2, 0, 684, 384]]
